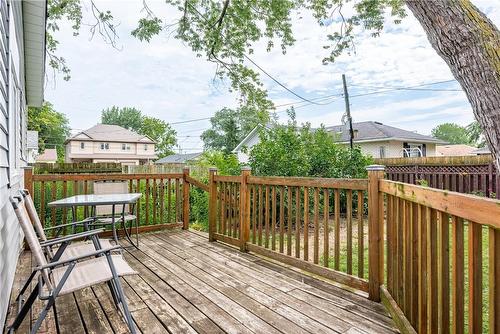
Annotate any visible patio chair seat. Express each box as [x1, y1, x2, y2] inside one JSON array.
[[55, 239, 115, 261], [95, 214, 137, 224], [51, 255, 137, 296]]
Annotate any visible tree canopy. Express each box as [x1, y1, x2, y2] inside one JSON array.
[[28, 102, 70, 161], [431, 123, 473, 145], [101, 106, 177, 158]]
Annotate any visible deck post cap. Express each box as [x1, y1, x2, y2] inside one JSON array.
[[209, 167, 218, 172], [241, 166, 251, 171], [366, 164, 385, 171]]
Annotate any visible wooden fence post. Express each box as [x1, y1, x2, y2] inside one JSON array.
[[24, 167, 33, 195], [182, 167, 190, 230], [239, 167, 251, 252], [367, 164, 385, 302], [208, 168, 218, 242]]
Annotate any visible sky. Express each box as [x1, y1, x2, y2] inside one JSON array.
[[44, 0, 500, 153]]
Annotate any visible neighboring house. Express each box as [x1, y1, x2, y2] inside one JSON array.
[[0, 0, 46, 331], [27, 130, 38, 163], [436, 144, 477, 156], [35, 148, 57, 163], [471, 146, 491, 155], [233, 121, 444, 162], [155, 152, 203, 165], [64, 124, 157, 165]]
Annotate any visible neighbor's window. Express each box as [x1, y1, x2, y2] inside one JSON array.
[[379, 146, 386, 158], [80, 142, 85, 149], [144, 144, 148, 151], [100, 143, 109, 150], [122, 143, 126, 150]]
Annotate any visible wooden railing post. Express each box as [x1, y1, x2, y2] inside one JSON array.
[[182, 167, 190, 230], [239, 167, 251, 252], [367, 164, 385, 302], [24, 167, 33, 195], [208, 168, 218, 242]]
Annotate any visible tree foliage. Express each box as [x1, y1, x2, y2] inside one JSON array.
[[101, 106, 177, 158], [28, 102, 70, 161], [249, 116, 372, 178], [201, 106, 268, 154], [431, 123, 473, 145], [466, 121, 486, 148]]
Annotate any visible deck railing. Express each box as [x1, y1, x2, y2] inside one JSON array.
[[24, 165, 500, 333], [24, 168, 192, 234], [208, 166, 500, 333]]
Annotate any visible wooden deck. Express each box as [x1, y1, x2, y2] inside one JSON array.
[[6, 229, 398, 334]]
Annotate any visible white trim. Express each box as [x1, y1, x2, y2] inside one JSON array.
[[232, 124, 265, 153], [335, 136, 444, 145]]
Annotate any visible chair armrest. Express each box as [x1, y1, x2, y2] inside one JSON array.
[[43, 219, 93, 232], [35, 245, 122, 270], [39, 228, 105, 247]]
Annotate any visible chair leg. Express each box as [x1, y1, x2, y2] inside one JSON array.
[[30, 297, 55, 334], [112, 275, 136, 334], [8, 282, 39, 332]]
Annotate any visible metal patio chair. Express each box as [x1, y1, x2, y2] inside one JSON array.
[[8, 196, 138, 334], [20, 189, 115, 261]]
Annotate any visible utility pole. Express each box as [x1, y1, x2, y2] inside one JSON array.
[[342, 74, 354, 150]]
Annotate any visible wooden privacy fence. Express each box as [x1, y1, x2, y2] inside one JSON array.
[[34, 162, 123, 174], [208, 166, 500, 333], [24, 168, 194, 234], [380, 156, 499, 199]]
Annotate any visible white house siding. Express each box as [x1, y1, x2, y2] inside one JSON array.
[[236, 134, 261, 164], [0, 0, 28, 330]]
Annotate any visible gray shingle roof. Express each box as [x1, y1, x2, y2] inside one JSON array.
[[68, 124, 155, 144], [156, 152, 203, 164], [27, 130, 39, 149], [324, 121, 445, 144]]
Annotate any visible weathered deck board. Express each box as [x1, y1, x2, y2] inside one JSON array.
[[5, 229, 397, 334]]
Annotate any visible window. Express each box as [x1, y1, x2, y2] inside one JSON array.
[[122, 143, 131, 150], [144, 144, 148, 151], [100, 143, 109, 150], [379, 146, 386, 158], [80, 142, 85, 149], [403, 143, 423, 157]]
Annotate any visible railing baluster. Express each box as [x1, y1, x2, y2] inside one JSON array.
[[357, 190, 364, 278], [62, 181, 67, 228], [295, 187, 300, 259], [167, 178, 172, 223], [51, 181, 56, 234], [468, 221, 482, 334], [221, 182, 226, 235], [265, 185, 270, 248], [303, 187, 309, 262], [427, 208, 438, 333], [411, 202, 419, 327], [271, 186, 276, 251], [387, 195, 393, 293], [347, 189, 352, 274], [152, 178, 157, 225], [418, 204, 427, 333], [489, 227, 500, 334], [313, 187, 319, 265], [279, 186, 284, 253], [159, 178, 164, 224], [438, 211, 450, 334], [145, 178, 150, 225], [175, 178, 180, 223], [287, 187, 292, 256], [252, 185, 256, 244], [334, 188, 340, 270], [40, 181, 45, 228], [323, 188, 329, 268], [258, 185, 263, 246]]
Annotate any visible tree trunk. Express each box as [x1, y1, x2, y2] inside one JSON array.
[[405, 0, 500, 169]]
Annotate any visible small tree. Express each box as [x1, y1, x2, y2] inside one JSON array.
[[249, 118, 372, 178], [431, 123, 472, 145]]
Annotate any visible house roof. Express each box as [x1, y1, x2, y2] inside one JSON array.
[[66, 124, 156, 144], [27, 131, 39, 149], [324, 121, 445, 144], [23, 0, 47, 107], [436, 144, 477, 156], [156, 152, 203, 164], [36, 148, 57, 162], [232, 124, 270, 153]]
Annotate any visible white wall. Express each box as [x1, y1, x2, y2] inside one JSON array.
[[236, 133, 261, 163], [0, 0, 27, 330]]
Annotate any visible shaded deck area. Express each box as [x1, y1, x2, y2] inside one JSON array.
[[6, 230, 397, 333]]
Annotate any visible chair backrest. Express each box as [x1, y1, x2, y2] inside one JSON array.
[[10, 197, 53, 290], [20, 190, 48, 242], [94, 181, 129, 216]]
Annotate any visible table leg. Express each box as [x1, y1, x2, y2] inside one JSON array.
[[71, 206, 77, 234]]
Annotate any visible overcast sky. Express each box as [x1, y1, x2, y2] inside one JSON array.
[[45, 1, 500, 152]]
